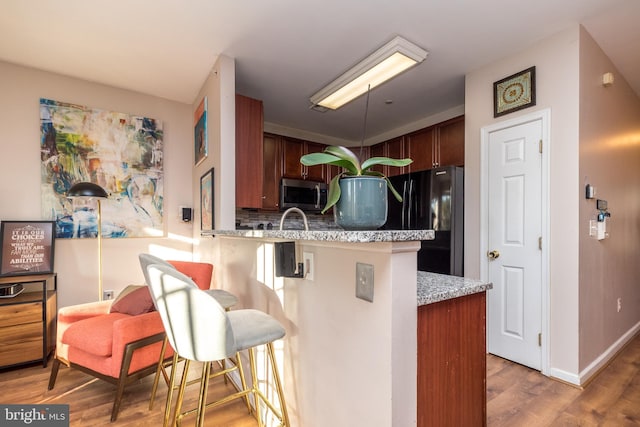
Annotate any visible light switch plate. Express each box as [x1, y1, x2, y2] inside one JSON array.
[[356, 262, 374, 302]]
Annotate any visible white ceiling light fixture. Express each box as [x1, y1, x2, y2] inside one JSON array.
[[310, 35, 428, 111]]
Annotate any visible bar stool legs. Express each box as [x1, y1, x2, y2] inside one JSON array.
[[145, 263, 288, 427], [167, 344, 289, 427], [249, 343, 290, 427]]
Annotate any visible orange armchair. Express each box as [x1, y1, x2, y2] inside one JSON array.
[[47, 259, 214, 422], [47, 294, 168, 422]]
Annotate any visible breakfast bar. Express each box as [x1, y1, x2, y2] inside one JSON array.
[[201, 229, 490, 427]]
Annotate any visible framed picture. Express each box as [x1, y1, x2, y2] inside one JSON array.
[[194, 96, 208, 165], [493, 66, 536, 117], [200, 168, 214, 231], [0, 221, 56, 276]]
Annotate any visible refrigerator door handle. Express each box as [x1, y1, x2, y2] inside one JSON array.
[[407, 179, 414, 229], [314, 184, 321, 208], [401, 180, 408, 229]]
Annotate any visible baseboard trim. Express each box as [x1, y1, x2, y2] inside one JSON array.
[[548, 367, 581, 386], [578, 321, 640, 386], [547, 321, 640, 387]]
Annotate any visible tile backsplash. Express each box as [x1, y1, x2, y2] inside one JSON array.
[[235, 209, 340, 230]]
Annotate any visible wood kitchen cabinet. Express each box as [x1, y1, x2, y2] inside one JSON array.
[[384, 136, 406, 177], [236, 94, 264, 209], [436, 115, 465, 167], [259, 134, 329, 211], [370, 115, 464, 176], [369, 143, 385, 174], [368, 137, 407, 177], [406, 126, 436, 172], [282, 137, 326, 182], [0, 274, 57, 369], [407, 115, 465, 170], [417, 291, 486, 426], [262, 133, 282, 210]]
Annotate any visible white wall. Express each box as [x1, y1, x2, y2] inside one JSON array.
[[0, 60, 194, 308], [464, 27, 581, 378], [190, 55, 236, 269], [207, 236, 419, 427]]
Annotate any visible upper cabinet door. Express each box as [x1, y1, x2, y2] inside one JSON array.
[[304, 141, 326, 181], [406, 115, 464, 171], [282, 137, 305, 179], [370, 138, 406, 177], [407, 128, 435, 173], [437, 116, 465, 167], [282, 137, 326, 181], [386, 136, 406, 177], [369, 143, 386, 175]]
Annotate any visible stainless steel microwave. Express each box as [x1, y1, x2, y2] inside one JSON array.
[[280, 178, 327, 212]]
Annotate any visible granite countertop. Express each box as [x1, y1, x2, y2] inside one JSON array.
[[417, 271, 492, 306], [203, 229, 435, 243]]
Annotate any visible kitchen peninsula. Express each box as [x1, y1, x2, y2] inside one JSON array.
[[202, 229, 491, 427]]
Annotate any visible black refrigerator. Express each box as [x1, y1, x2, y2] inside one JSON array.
[[383, 166, 464, 276]]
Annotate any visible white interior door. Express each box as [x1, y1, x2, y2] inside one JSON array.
[[486, 117, 543, 370]]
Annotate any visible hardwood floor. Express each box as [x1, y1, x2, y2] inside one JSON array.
[[1, 360, 257, 426], [1, 334, 638, 426], [487, 334, 640, 426]]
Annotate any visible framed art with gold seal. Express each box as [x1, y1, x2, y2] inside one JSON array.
[[493, 66, 536, 117]]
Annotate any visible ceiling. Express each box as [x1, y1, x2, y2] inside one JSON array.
[[1, 0, 638, 143]]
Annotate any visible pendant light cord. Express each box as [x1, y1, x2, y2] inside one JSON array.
[[359, 84, 371, 162]]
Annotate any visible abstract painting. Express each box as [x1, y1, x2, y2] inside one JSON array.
[[40, 98, 164, 239]]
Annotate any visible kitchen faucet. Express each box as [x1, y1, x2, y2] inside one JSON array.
[[279, 207, 309, 231]]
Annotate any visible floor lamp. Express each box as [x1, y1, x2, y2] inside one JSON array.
[[67, 182, 108, 301]]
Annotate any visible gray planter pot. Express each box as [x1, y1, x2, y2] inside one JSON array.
[[334, 176, 388, 230]]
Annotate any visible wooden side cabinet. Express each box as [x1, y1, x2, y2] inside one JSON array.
[[417, 291, 487, 426], [0, 274, 57, 369], [236, 94, 264, 209]]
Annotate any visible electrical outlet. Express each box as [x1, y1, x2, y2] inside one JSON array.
[[303, 252, 314, 281], [356, 263, 374, 302], [617, 297, 622, 313], [103, 290, 115, 300]]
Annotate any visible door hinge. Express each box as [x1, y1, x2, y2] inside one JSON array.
[[539, 139, 543, 154], [538, 333, 542, 347], [538, 236, 542, 250]]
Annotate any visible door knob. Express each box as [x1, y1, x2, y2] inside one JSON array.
[[487, 250, 500, 260]]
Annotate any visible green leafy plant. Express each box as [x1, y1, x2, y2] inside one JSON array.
[[300, 145, 412, 214]]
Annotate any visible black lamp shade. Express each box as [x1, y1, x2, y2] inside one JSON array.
[[67, 182, 108, 198]]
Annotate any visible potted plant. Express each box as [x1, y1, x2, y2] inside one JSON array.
[[300, 145, 412, 229]]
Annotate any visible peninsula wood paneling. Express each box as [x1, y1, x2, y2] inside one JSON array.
[[417, 291, 487, 426]]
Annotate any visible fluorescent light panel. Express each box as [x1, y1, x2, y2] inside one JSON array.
[[310, 36, 428, 110]]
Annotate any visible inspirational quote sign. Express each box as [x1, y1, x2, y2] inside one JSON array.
[[0, 221, 55, 276]]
